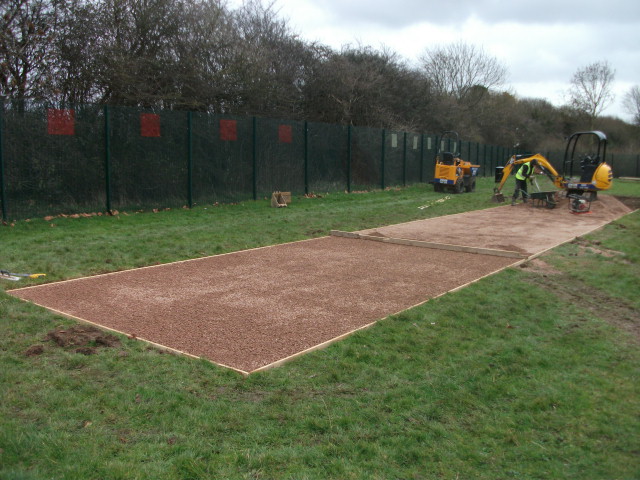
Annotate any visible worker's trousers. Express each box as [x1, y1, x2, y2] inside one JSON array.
[[512, 178, 529, 201]]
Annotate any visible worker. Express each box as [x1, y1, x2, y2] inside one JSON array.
[[511, 160, 539, 205]]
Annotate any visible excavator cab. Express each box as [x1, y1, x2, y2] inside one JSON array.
[[563, 131, 613, 196], [432, 131, 480, 193]]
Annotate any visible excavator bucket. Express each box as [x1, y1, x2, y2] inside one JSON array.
[[491, 189, 505, 203]]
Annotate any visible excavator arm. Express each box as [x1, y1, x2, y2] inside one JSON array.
[[492, 131, 613, 203], [494, 153, 565, 195]]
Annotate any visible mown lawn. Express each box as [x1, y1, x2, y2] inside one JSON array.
[[1, 177, 639, 479]]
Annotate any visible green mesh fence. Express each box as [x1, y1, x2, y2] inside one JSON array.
[[306, 122, 348, 193], [108, 107, 189, 210], [609, 153, 640, 177], [351, 126, 382, 190], [0, 101, 106, 220], [191, 113, 254, 205], [1, 99, 636, 222], [255, 117, 306, 198], [405, 133, 424, 184]]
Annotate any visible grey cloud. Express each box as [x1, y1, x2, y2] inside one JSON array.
[[320, 0, 640, 28]]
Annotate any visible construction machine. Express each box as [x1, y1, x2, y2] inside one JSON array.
[[562, 130, 613, 195], [432, 131, 480, 193], [492, 131, 613, 209]]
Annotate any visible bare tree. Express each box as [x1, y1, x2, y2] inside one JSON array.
[[170, 0, 237, 111], [568, 60, 615, 129], [622, 85, 640, 126], [86, 0, 191, 107], [303, 45, 432, 130], [418, 42, 507, 101], [48, 0, 103, 103], [229, 0, 314, 117], [0, 0, 68, 98]]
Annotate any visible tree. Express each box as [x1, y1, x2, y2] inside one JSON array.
[[48, 0, 103, 103], [169, 0, 237, 111], [418, 42, 507, 101], [622, 85, 640, 126], [567, 60, 615, 129], [95, 0, 189, 107], [303, 45, 432, 130], [0, 0, 68, 98], [228, 0, 315, 117]]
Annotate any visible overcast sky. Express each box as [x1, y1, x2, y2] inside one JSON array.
[[228, 0, 640, 122]]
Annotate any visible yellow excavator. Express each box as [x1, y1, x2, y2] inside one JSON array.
[[492, 131, 613, 210]]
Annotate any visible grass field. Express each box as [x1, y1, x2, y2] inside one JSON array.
[[1, 177, 639, 479]]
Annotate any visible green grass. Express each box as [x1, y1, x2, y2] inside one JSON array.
[[1, 177, 639, 479]]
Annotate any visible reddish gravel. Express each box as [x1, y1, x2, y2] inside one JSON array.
[[9, 195, 633, 373]]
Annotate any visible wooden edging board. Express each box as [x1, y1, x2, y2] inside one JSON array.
[[330, 230, 526, 259]]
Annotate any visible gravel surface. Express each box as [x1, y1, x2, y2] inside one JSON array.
[[9, 195, 633, 373]]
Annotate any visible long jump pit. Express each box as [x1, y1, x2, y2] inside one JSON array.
[[8, 195, 634, 374]]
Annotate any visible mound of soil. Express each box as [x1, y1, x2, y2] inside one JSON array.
[[24, 344, 45, 356], [44, 325, 121, 355]]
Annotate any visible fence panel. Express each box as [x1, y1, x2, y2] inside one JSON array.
[[255, 117, 305, 198], [107, 107, 187, 210], [383, 130, 404, 187], [351, 126, 382, 190], [191, 114, 254, 205], [609, 154, 640, 177], [405, 132, 423, 185], [307, 122, 348, 193], [2, 101, 104, 219]]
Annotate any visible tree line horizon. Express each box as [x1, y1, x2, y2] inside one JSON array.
[[2, 0, 639, 154]]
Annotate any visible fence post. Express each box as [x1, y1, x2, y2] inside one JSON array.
[[304, 121, 309, 195], [419, 133, 425, 183], [187, 111, 193, 208], [103, 105, 112, 214], [492, 145, 496, 172], [610, 153, 614, 175], [380, 129, 386, 190], [637, 154, 640, 178], [347, 124, 352, 193], [402, 131, 407, 186], [252, 117, 257, 201], [0, 98, 6, 223], [483, 144, 487, 175]]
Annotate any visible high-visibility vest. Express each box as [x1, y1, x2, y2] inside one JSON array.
[[515, 163, 533, 181]]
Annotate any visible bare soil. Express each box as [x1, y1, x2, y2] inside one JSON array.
[[23, 325, 122, 357], [356, 195, 633, 256], [9, 195, 633, 373]]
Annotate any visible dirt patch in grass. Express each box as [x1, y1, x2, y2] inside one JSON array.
[[518, 258, 563, 276], [614, 195, 640, 210], [570, 237, 628, 258], [24, 344, 45, 356], [522, 270, 640, 343], [24, 325, 122, 356], [41, 325, 121, 355]]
